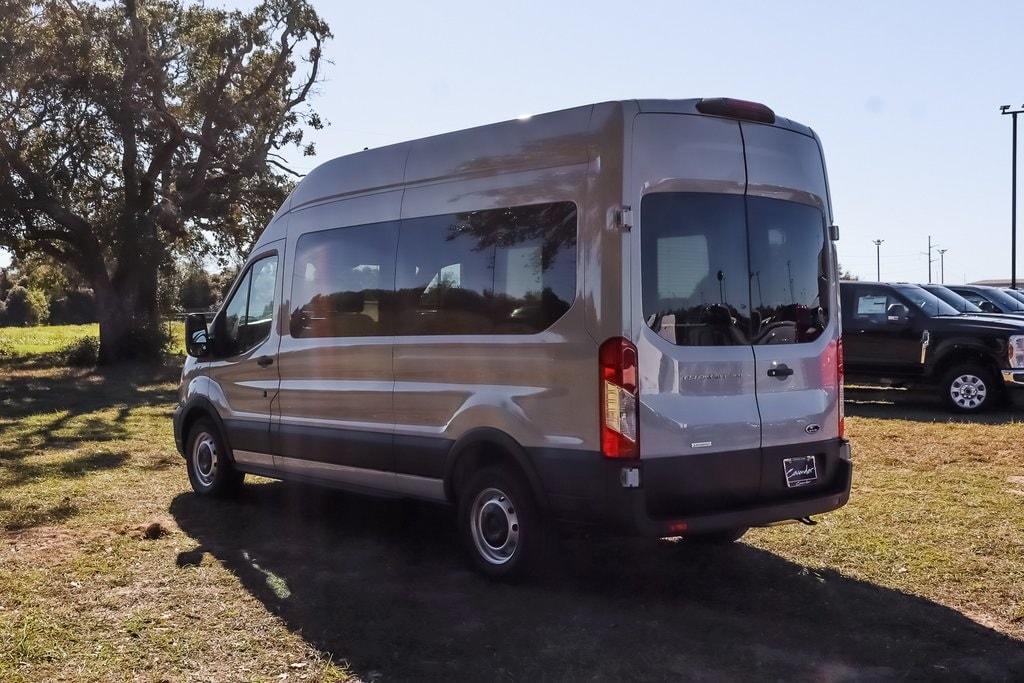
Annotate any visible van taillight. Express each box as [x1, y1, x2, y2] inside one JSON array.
[[837, 338, 846, 438], [821, 338, 845, 438], [696, 98, 776, 124], [600, 337, 639, 459]]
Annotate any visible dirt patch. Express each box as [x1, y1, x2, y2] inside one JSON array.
[[3, 524, 97, 554]]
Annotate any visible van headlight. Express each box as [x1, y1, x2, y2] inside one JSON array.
[[1009, 335, 1024, 368]]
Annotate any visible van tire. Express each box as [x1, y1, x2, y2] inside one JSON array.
[[941, 363, 998, 413], [682, 527, 749, 545], [458, 465, 546, 580], [185, 418, 244, 497]]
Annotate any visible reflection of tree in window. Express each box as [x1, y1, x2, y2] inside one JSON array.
[[395, 202, 577, 335]]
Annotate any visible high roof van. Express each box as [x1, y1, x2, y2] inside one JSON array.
[[174, 98, 852, 578]]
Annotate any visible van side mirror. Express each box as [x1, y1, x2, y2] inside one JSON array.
[[185, 313, 210, 358], [829, 224, 840, 241], [886, 303, 909, 323], [980, 301, 999, 313]]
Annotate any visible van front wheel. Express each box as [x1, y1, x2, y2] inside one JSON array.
[[458, 465, 545, 580], [185, 419, 244, 497]]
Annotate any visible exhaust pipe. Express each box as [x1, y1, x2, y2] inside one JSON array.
[[755, 516, 818, 529]]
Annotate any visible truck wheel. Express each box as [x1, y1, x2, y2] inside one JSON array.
[[682, 527, 749, 544], [185, 418, 244, 497], [942, 363, 998, 413], [458, 465, 546, 580]]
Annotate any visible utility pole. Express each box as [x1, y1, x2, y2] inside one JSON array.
[[927, 235, 933, 283], [872, 239, 884, 281], [1001, 105, 1024, 289], [938, 248, 948, 283]]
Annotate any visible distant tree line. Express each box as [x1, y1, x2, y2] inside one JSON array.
[[0, 253, 236, 327]]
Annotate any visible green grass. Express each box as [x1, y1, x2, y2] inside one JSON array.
[[0, 322, 186, 360], [0, 346, 1022, 679]]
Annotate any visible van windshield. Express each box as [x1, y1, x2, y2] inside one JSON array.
[[640, 192, 829, 346]]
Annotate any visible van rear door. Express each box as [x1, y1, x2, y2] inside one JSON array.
[[741, 123, 840, 498], [631, 114, 763, 514], [631, 111, 840, 516], [741, 123, 838, 441]]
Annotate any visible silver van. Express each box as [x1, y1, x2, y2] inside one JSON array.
[[174, 98, 852, 578]]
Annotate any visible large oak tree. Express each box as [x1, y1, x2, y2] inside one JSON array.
[[0, 0, 330, 361]]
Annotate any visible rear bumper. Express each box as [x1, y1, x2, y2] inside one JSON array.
[[530, 439, 852, 537]]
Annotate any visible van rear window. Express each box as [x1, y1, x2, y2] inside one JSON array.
[[640, 193, 751, 346], [641, 193, 829, 346]]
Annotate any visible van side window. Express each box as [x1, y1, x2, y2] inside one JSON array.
[[290, 222, 399, 338], [640, 193, 751, 346], [395, 202, 577, 335], [220, 254, 278, 356]]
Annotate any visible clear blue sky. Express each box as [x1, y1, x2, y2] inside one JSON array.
[[4, 0, 1023, 285]]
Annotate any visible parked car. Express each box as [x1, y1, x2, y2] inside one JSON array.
[[840, 281, 1024, 412], [174, 98, 852, 578], [946, 284, 1024, 315], [918, 283, 1024, 322], [1002, 288, 1024, 306], [918, 284, 985, 314]]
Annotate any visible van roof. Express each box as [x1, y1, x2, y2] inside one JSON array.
[[284, 99, 816, 214]]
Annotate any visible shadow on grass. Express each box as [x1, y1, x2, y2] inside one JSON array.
[[0, 361, 179, 530], [0, 496, 79, 532], [0, 362, 178, 464], [172, 485, 1024, 680], [845, 386, 1024, 424], [2, 450, 131, 488]]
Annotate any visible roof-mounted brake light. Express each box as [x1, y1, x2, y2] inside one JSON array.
[[696, 98, 776, 124]]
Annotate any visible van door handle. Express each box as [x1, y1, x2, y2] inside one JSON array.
[[256, 355, 274, 368], [767, 364, 794, 378]]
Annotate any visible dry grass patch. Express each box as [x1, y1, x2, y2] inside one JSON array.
[[1, 364, 1023, 679], [0, 362, 349, 682]]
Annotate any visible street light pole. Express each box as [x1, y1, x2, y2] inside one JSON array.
[[872, 239, 884, 281], [938, 248, 948, 283], [1001, 105, 1024, 289]]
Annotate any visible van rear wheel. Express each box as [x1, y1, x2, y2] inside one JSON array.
[[185, 418, 244, 497], [682, 527, 749, 544], [458, 465, 546, 580]]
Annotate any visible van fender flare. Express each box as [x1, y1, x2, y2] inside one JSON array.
[[175, 395, 234, 460], [443, 427, 550, 511]]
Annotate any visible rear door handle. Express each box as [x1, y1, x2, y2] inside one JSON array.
[[767, 364, 794, 378], [256, 355, 274, 368]]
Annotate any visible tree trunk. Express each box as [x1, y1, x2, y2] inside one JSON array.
[[94, 264, 165, 364]]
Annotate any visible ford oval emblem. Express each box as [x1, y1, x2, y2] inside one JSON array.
[[805, 424, 821, 434]]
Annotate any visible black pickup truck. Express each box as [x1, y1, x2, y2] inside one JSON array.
[[840, 281, 1024, 412]]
